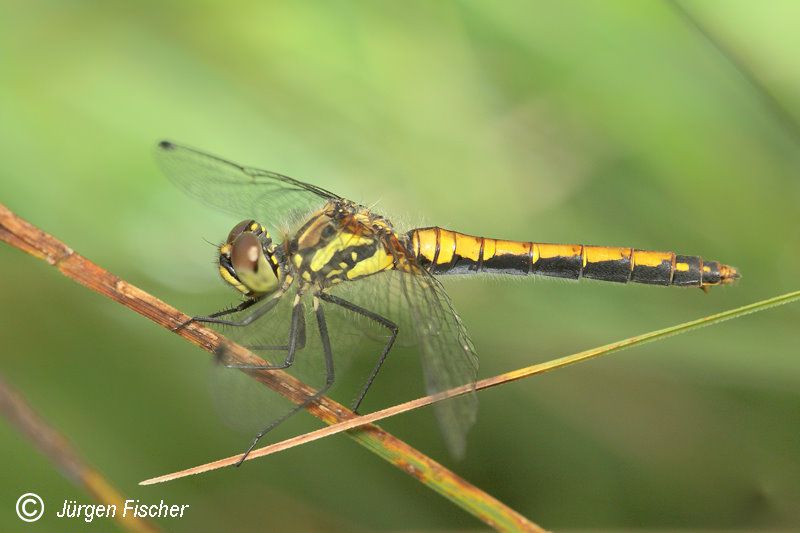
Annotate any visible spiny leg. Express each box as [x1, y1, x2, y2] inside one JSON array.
[[247, 319, 307, 352], [194, 290, 285, 328], [317, 291, 398, 413], [236, 295, 335, 466], [173, 298, 260, 331], [222, 295, 306, 371]]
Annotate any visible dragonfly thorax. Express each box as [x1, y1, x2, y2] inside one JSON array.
[[218, 219, 282, 297], [289, 200, 401, 287]]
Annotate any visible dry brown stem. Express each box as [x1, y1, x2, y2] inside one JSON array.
[[0, 203, 545, 533]]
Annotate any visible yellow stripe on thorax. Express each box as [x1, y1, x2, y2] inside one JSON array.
[[308, 231, 373, 272], [346, 247, 393, 279]]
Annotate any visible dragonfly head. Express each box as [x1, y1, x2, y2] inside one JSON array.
[[218, 219, 282, 297]]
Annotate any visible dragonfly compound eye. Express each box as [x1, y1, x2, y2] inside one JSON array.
[[227, 219, 256, 244], [231, 232, 261, 274], [228, 232, 280, 295]]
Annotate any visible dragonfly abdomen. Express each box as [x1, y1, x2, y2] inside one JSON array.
[[407, 227, 739, 288]]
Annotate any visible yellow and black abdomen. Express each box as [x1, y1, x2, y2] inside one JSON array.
[[406, 227, 739, 288]]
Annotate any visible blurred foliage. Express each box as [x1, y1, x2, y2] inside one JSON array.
[[1, 1, 799, 531]]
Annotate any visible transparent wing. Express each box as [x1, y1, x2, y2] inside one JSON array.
[[209, 267, 479, 456], [400, 269, 479, 459], [154, 140, 340, 231], [334, 268, 479, 458], [330, 270, 415, 344]]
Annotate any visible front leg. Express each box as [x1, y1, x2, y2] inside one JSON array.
[[222, 294, 306, 371], [174, 298, 260, 331], [189, 290, 286, 328], [235, 294, 335, 466]]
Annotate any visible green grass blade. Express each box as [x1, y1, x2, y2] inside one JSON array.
[[158, 290, 800, 470]]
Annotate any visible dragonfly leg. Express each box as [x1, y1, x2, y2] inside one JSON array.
[[222, 297, 306, 371], [246, 316, 307, 352], [235, 295, 335, 466], [192, 290, 285, 328], [173, 298, 260, 331], [317, 291, 398, 414]]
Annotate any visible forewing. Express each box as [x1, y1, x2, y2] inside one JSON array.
[[400, 269, 479, 459], [155, 141, 339, 232]]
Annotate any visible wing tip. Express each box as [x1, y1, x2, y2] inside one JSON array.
[[157, 139, 176, 151]]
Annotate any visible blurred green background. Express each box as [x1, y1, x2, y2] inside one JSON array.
[[1, 1, 799, 531]]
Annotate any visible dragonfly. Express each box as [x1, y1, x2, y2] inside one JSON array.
[[155, 140, 740, 465]]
